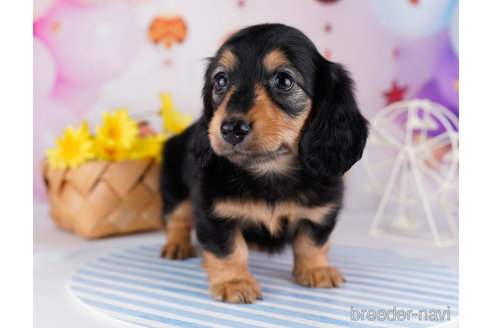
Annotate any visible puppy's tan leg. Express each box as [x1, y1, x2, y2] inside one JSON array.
[[293, 233, 345, 288], [204, 233, 262, 303], [161, 200, 196, 260]]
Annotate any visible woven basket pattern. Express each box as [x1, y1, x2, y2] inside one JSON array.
[[42, 160, 163, 239]]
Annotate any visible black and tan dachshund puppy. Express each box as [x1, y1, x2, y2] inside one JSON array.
[[159, 24, 368, 303]]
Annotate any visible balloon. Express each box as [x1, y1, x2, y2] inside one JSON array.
[[33, 1, 141, 86], [72, 0, 113, 4], [449, 3, 459, 56], [34, 97, 78, 200], [435, 44, 459, 109], [416, 79, 458, 119], [415, 79, 458, 137], [33, 0, 54, 21], [33, 37, 56, 99], [395, 31, 448, 88], [417, 80, 447, 107], [52, 79, 100, 117], [370, 0, 456, 37]]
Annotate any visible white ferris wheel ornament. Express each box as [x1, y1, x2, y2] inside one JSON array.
[[363, 99, 459, 247]]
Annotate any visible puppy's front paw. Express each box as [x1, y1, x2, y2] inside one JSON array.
[[160, 242, 196, 260], [210, 279, 262, 304], [294, 266, 345, 288]]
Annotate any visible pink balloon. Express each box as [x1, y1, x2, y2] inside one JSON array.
[[34, 0, 141, 86], [72, 0, 113, 4], [52, 79, 100, 117], [33, 0, 54, 21], [34, 97, 78, 200], [33, 37, 57, 99]]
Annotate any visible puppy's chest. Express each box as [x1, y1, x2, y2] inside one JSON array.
[[212, 198, 333, 235]]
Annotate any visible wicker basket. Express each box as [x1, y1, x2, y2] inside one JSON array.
[[42, 159, 163, 239]]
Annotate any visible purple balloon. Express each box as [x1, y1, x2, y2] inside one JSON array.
[[395, 31, 448, 89], [34, 0, 141, 86], [33, 37, 57, 99], [416, 79, 458, 136], [417, 79, 458, 116], [435, 44, 459, 109]]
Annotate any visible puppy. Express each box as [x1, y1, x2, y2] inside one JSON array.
[[159, 24, 368, 303]]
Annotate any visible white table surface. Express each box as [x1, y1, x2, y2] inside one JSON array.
[[34, 199, 459, 328]]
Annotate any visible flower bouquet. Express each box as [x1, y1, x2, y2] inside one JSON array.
[[42, 94, 192, 239]]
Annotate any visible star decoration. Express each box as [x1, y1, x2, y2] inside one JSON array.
[[324, 23, 332, 33], [384, 81, 407, 105]]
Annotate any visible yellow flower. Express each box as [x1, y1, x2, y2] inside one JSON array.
[[93, 141, 130, 161], [94, 108, 138, 160], [129, 134, 167, 162], [46, 122, 94, 169], [160, 93, 192, 134]]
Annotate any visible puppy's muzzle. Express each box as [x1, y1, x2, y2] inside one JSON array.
[[220, 119, 251, 145]]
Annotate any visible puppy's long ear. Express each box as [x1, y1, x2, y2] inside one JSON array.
[[299, 60, 368, 177]]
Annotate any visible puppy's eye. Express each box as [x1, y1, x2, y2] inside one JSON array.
[[215, 73, 229, 90], [274, 72, 294, 91]]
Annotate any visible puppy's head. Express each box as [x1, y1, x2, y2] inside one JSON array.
[[202, 24, 368, 177]]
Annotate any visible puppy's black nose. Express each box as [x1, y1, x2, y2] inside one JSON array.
[[221, 120, 251, 145]]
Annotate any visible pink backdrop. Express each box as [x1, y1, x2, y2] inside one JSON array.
[[33, 0, 459, 202]]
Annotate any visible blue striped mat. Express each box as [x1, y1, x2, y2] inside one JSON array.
[[69, 244, 458, 328]]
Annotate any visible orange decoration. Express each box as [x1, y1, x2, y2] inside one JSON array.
[[52, 22, 61, 33], [148, 16, 187, 49]]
